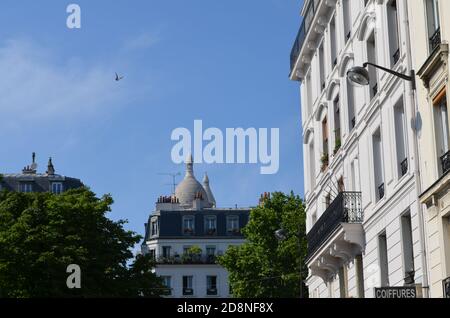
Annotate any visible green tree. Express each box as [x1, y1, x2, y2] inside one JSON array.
[[0, 188, 164, 298], [218, 192, 308, 298]]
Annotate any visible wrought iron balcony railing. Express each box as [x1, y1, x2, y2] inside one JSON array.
[[156, 254, 217, 265], [290, 0, 320, 73], [429, 27, 441, 52], [441, 150, 450, 176], [378, 183, 385, 200], [307, 192, 363, 257], [400, 158, 408, 177], [443, 277, 450, 298]]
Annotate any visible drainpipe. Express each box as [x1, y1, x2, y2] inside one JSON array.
[[403, 0, 430, 298]]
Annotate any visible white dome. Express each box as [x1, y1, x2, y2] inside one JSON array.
[[175, 155, 211, 208]]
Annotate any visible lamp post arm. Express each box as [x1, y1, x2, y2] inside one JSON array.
[[363, 62, 416, 89]]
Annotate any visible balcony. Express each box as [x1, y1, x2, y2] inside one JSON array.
[[183, 288, 194, 296], [307, 192, 363, 257], [429, 28, 441, 52], [444, 277, 450, 298], [307, 192, 365, 283], [290, 0, 320, 74], [156, 254, 217, 265], [400, 158, 408, 177], [207, 288, 218, 296], [441, 150, 450, 176]]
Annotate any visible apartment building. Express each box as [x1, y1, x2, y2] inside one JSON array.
[[408, 0, 450, 298], [290, 0, 428, 298]]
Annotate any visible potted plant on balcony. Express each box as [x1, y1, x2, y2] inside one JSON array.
[[182, 246, 202, 264], [320, 153, 329, 171], [206, 228, 216, 236], [333, 138, 342, 155], [183, 227, 194, 235]]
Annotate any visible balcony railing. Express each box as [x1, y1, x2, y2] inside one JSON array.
[[183, 288, 194, 296], [393, 48, 400, 65], [429, 27, 441, 52], [156, 254, 217, 265], [443, 277, 450, 298], [441, 150, 450, 176], [378, 183, 385, 200], [290, 0, 320, 73], [307, 192, 363, 257], [400, 158, 408, 177], [207, 288, 218, 296]]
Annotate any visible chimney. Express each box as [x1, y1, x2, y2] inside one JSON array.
[[46, 157, 55, 175]]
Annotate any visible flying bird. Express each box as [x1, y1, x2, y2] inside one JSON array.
[[115, 72, 124, 81]]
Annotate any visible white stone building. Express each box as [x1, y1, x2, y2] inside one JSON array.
[[290, 0, 429, 298], [407, 0, 450, 298], [141, 156, 250, 298]]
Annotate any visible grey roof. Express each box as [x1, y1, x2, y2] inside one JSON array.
[[0, 173, 84, 193]]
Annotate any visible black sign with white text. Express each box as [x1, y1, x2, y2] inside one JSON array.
[[374, 287, 417, 299]]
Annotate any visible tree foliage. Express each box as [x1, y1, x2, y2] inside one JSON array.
[[218, 192, 308, 298], [0, 188, 164, 298]]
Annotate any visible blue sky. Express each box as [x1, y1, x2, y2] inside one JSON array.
[[0, 0, 304, 242]]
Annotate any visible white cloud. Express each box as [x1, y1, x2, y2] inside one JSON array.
[[122, 32, 159, 52], [0, 38, 135, 130]]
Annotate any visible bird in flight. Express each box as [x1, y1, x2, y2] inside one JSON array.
[[115, 72, 124, 81]]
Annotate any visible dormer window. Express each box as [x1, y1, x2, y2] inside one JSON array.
[[204, 216, 217, 235], [183, 216, 195, 235], [51, 182, 63, 194], [226, 215, 240, 235], [19, 183, 33, 193], [151, 219, 159, 237]]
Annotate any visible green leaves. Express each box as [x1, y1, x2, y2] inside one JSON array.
[[218, 192, 308, 298], [0, 188, 164, 298]]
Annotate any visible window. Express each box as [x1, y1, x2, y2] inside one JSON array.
[[426, 0, 441, 51], [306, 73, 313, 117], [207, 276, 218, 295], [227, 215, 239, 234], [183, 215, 195, 235], [330, 16, 337, 68], [387, 0, 400, 66], [347, 77, 356, 131], [319, 44, 325, 90], [161, 276, 172, 295], [183, 276, 194, 295], [338, 266, 349, 298], [51, 182, 63, 194], [309, 141, 316, 191], [367, 32, 378, 99], [355, 255, 365, 298], [373, 129, 384, 201], [394, 97, 408, 178], [342, 0, 351, 43], [204, 216, 217, 235], [151, 219, 158, 237], [401, 212, 415, 284], [19, 183, 32, 193], [149, 249, 156, 260], [379, 232, 389, 287], [206, 246, 216, 256], [334, 96, 341, 154], [162, 246, 171, 258], [434, 91, 450, 175], [322, 116, 329, 170]]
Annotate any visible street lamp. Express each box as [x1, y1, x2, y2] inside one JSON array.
[[347, 62, 416, 90], [275, 228, 303, 298]]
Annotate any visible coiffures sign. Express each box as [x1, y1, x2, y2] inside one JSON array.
[[374, 286, 418, 299]]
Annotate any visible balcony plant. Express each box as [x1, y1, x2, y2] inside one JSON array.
[[333, 139, 342, 155], [320, 153, 329, 171], [206, 228, 217, 236], [182, 246, 202, 264], [183, 227, 194, 235]]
